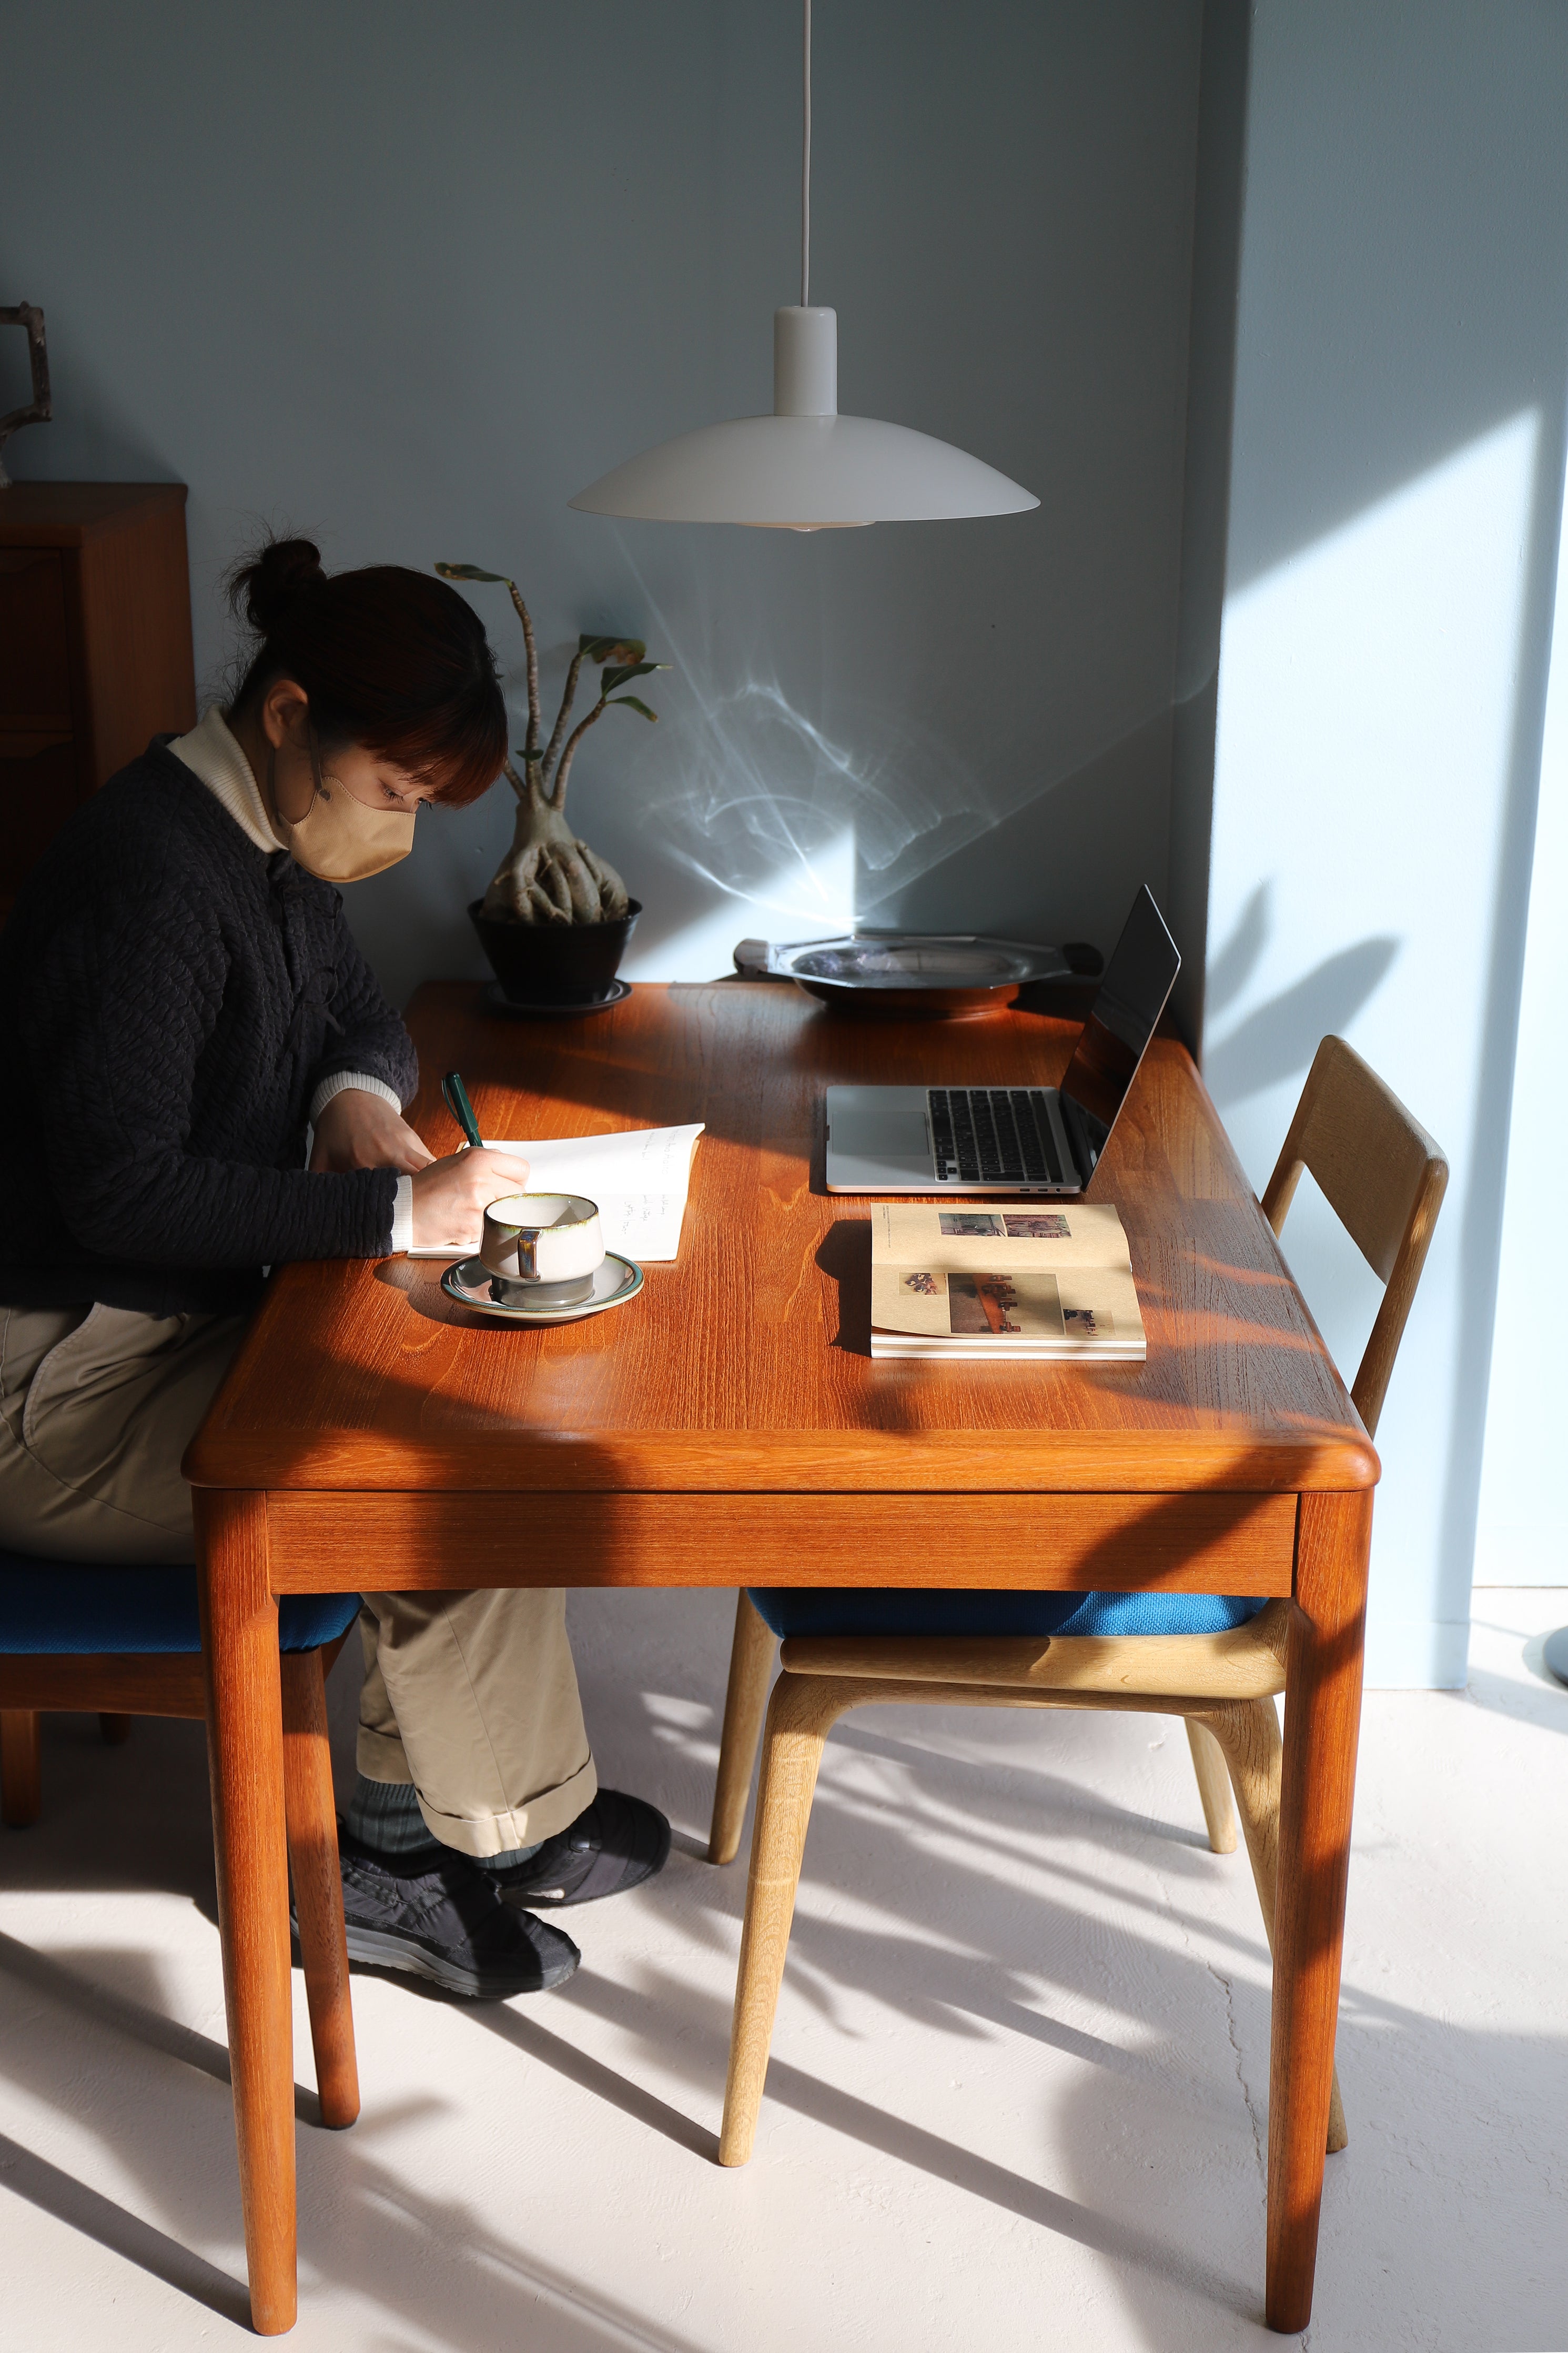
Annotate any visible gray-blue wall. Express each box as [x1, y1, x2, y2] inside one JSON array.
[[2, 0, 1205, 1002], [1203, 1, 1568, 1682]]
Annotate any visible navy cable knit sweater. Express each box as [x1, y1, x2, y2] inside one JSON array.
[[0, 739, 418, 1315]]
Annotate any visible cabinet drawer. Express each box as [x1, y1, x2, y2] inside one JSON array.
[[0, 547, 73, 728]]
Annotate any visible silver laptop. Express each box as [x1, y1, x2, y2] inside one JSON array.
[[824, 884, 1180, 1195]]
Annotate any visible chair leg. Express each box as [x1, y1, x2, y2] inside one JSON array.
[[1197, 1699, 1348, 2154], [1, 1708, 42, 1828], [1185, 1718, 1238, 1853], [720, 1672, 861, 2166], [708, 1592, 779, 1865], [280, 1653, 359, 2130], [99, 1713, 134, 1746]]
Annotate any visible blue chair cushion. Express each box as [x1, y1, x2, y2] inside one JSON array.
[[746, 1586, 1268, 1640], [0, 1553, 361, 1656]]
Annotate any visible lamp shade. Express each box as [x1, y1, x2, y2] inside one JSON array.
[[569, 308, 1038, 530]]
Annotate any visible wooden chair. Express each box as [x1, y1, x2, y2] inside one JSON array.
[[0, 1557, 362, 2309], [707, 1033, 1448, 2169]]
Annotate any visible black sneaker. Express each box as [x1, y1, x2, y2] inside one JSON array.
[[329, 1825, 580, 1997], [481, 1790, 672, 1908]]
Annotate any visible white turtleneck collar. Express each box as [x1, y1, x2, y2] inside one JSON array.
[[168, 705, 284, 857]]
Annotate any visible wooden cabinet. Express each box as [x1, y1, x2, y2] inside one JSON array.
[[0, 482, 196, 913]]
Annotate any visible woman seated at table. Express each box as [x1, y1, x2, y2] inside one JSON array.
[[0, 536, 667, 1999]]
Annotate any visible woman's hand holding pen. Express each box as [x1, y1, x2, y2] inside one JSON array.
[[409, 1147, 531, 1250], [310, 1088, 528, 1248]]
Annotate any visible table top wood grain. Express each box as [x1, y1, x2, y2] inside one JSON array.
[[184, 981, 1377, 1497]]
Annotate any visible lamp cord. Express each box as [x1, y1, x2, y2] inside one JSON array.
[[802, 0, 812, 307]]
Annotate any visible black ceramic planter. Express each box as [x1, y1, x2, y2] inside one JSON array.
[[469, 897, 641, 1007]]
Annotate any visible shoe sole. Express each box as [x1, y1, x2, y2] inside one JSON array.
[[338, 1921, 578, 1998]]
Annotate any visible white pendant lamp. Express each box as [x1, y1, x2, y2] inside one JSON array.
[[569, 2, 1038, 532]]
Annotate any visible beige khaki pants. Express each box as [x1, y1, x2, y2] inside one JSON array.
[[0, 1303, 594, 1855]]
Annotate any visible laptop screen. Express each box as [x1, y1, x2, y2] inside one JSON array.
[[1058, 886, 1181, 1159]]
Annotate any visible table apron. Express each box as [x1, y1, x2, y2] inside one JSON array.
[[256, 1487, 1299, 1595]]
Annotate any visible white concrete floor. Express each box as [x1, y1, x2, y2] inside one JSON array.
[[1, 1587, 1565, 2353]]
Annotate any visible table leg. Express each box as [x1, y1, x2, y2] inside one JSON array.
[[1266, 1486, 1372, 2333], [196, 1489, 297, 2336]]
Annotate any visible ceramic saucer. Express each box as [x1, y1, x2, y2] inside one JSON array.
[[441, 1251, 643, 1324], [484, 979, 632, 1019]]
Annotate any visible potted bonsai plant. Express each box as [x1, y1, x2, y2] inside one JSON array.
[[436, 562, 667, 1006]]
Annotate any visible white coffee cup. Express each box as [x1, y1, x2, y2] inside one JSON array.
[[480, 1193, 604, 1307]]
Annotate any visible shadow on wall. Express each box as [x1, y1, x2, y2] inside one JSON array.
[[1223, 11, 1568, 598], [863, 710, 1175, 961], [1202, 882, 1399, 1111]]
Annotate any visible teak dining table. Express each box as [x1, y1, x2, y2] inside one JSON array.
[[184, 978, 1378, 2337]]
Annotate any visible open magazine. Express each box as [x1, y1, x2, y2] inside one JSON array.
[[408, 1124, 704, 1264], [871, 1201, 1145, 1361]]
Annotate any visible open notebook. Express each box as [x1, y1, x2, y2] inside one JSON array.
[[409, 1124, 704, 1264]]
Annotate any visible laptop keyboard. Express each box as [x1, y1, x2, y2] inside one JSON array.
[[927, 1088, 1067, 1186]]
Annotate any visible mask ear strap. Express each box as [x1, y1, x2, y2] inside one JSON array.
[[307, 726, 329, 802], [262, 745, 284, 831]]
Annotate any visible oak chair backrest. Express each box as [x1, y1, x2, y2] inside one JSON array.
[[1259, 1035, 1448, 1440]]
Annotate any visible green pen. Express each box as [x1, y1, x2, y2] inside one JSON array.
[[441, 1071, 483, 1152]]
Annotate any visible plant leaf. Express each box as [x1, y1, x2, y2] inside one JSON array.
[[600, 661, 669, 694], [436, 562, 512, 584], [608, 696, 659, 722], [579, 634, 646, 664], [513, 747, 544, 761]]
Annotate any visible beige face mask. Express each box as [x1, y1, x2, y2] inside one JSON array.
[[269, 736, 417, 882]]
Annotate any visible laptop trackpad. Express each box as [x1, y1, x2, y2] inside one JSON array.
[[826, 1087, 932, 1187]]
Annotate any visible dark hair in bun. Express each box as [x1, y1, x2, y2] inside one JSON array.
[[225, 533, 506, 808], [228, 536, 328, 636]]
